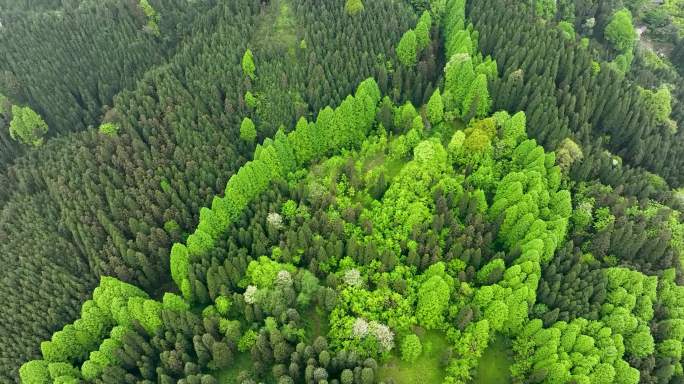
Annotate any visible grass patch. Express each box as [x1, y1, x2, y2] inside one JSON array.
[[253, 0, 298, 52], [214, 351, 252, 384], [377, 329, 448, 384], [472, 335, 513, 384], [304, 306, 330, 341]]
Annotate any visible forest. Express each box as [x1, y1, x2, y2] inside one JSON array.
[[2, 0, 684, 383]]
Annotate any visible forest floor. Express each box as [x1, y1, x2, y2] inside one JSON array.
[[472, 335, 513, 383], [377, 328, 448, 384], [305, 306, 330, 340], [214, 351, 253, 383]]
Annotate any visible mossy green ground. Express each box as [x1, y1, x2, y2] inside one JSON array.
[[472, 335, 513, 384], [377, 329, 449, 384]]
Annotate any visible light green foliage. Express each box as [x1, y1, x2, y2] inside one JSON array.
[[245, 91, 257, 109], [602, 267, 657, 357], [162, 292, 189, 311], [593, 207, 614, 231], [447, 130, 465, 159], [395, 101, 418, 131], [47, 362, 79, 380], [139, 0, 160, 36], [98, 122, 119, 136], [281, 199, 297, 218], [215, 296, 231, 315], [242, 49, 256, 80], [396, 29, 418, 67], [345, 0, 364, 16], [444, 53, 475, 113], [416, 274, 451, 329], [462, 74, 491, 121], [39, 276, 148, 366], [556, 137, 583, 172], [238, 329, 258, 352], [19, 360, 50, 384], [81, 336, 121, 380], [53, 376, 79, 384], [245, 256, 296, 288], [535, 0, 557, 20], [170, 243, 189, 289], [558, 21, 575, 39], [462, 118, 495, 161], [581, 37, 590, 48], [503, 111, 527, 148], [240, 117, 257, 141], [415, 11, 432, 50], [605, 9, 636, 52], [512, 318, 638, 384], [9, 105, 48, 146], [400, 334, 422, 362], [611, 50, 634, 75], [297, 270, 321, 307], [475, 56, 498, 79], [426, 88, 444, 124], [219, 319, 241, 343], [125, 297, 162, 333], [484, 300, 509, 332], [640, 85, 675, 130], [478, 259, 505, 284]]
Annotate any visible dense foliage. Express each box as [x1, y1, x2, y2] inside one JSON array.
[[4, 0, 684, 383]]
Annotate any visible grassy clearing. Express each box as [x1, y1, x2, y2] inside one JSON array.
[[253, 0, 298, 52], [472, 335, 513, 384], [377, 329, 449, 384], [305, 306, 330, 340], [214, 351, 252, 384]]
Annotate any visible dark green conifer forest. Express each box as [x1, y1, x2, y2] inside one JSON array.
[[3, 0, 684, 383]]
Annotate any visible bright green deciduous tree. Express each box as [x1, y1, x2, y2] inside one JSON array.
[[415, 11, 432, 50], [245, 91, 257, 109], [170, 243, 189, 289], [641, 85, 673, 127], [98, 122, 119, 136], [427, 88, 444, 124], [535, 0, 557, 20], [242, 49, 256, 80], [396, 30, 418, 67], [19, 360, 50, 384], [462, 74, 491, 121], [605, 9, 636, 52], [416, 275, 450, 329], [444, 53, 475, 111], [240, 117, 257, 141], [400, 334, 422, 362], [558, 21, 575, 40], [344, 0, 364, 16], [555, 137, 583, 172], [10, 105, 48, 146]]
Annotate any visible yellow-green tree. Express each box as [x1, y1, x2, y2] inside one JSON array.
[[9, 105, 48, 146]]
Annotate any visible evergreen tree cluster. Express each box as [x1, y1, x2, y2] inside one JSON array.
[[6, 0, 684, 383], [469, 0, 684, 190], [0, 0, 432, 381]]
